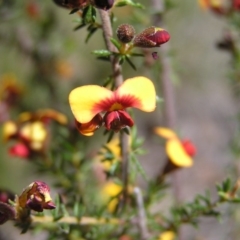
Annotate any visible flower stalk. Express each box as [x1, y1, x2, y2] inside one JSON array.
[[98, 9, 129, 208]]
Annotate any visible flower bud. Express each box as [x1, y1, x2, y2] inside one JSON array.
[[0, 202, 16, 225], [116, 24, 135, 43], [94, 0, 114, 10], [52, 0, 89, 9], [133, 27, 170, 48], [0, 189, 15, 203], [18, 181, 55, 212]]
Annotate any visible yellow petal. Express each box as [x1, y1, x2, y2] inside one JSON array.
[[36, 109, 68, 125], [116, 77, 156, 112], [158, 231, 176, 240], [166, 139, 193, 167], [102, 182, 122, 197], [20, 122, 47, 143], [154, 127, 177, 139], [2, 121, 18, 141], [18, 112, 33, 122], [69, 85, 113, 123]]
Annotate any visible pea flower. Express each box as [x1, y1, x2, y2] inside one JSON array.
[[158, 231, 176, 240], [198, 0, 227, 14], [154, 127, 196, 176], [17, 181, 55, 212], [69, 77, 156, 136], [101, 181, 123, 212]]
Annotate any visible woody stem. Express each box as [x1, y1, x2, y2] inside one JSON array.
[[99, 10, 129, 208], [151, 0, 182, 239]]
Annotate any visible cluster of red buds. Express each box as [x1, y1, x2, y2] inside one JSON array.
[[116, 24, 170, 48]]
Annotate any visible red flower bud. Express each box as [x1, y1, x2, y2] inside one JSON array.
[[133, 27, 170, 48]]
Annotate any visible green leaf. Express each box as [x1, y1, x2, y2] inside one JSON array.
[[130, 153, 148, 181], [85, 26, 98, 43], [131, 52, 144, 57], [110, 38, 121, 50], [92, 50, 112, 57], [115, 0, 145, 9], [82, 6, 96, 24], [125, 56, 136, 70]]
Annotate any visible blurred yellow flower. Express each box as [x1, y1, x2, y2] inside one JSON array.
[[154, 127, 196, 167], [101, 181, 123, 212], [158, 231, 175, 240], [2, 109, 67, 158]]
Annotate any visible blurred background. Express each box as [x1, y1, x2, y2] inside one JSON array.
[[0, 0, 239, 239]]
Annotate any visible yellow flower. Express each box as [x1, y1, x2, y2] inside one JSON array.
[[158, 231, 176, 240], [69, 77, 156, 136], [101, 181, 123, 212], [2, 109, 67, 157], [154, 127, 196, 167], [198, 0, 225, 14]]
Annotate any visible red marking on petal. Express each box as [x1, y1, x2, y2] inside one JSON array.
[[92, 97, 117, 113], [181, 140, 196, 157], [115, 93, 142, 109]]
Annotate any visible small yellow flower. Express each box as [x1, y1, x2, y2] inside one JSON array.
[[158, 231, 175, 240], [154, 127, 196, 167], [101, 181, 123, 212]]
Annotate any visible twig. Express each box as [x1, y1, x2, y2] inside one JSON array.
[[134, 187, 150, 240], [150, 0, 182, 239], [31, 215, 120, 225], [98, 10, 129, 208]]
